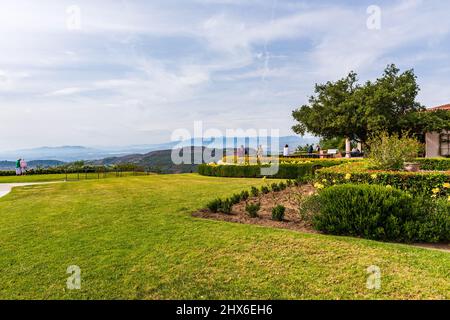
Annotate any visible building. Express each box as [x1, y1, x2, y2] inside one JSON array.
[[425, 104, 450, 158]]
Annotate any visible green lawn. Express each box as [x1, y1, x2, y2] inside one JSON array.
[[0, 172, 148, 183], [0, 174, 448, 299]]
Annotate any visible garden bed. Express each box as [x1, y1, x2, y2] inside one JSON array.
[[194, 184, 449, 252], [193, 185, 318, 234]]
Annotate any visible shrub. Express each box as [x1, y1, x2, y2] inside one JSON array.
[[250, 186, 260, 197], [278, 181, 287, 191], [303, 184, 449, 243], [367, 131, 421, 170], [245, 202, 261, 218], [240, 190, 250, 201], [403, 197, 450, 243], [286, 179, 293, 187], [272, 205, 286, 221], [206, 198, 222, 213], [219, 199, 233, 214], [271, 183, 280, 192], [261, 185, 270, 194], [230, 193, 241, 205]]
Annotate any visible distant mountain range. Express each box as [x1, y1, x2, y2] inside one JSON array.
[[89, 147, 215, 174], [0, 136, 318, 162]]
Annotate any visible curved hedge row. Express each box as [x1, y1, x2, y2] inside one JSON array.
[[316, 165, 450, 196], [198, 163, 335, 179]]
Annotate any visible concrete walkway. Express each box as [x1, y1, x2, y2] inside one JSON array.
[[0, 182, 63, 198]]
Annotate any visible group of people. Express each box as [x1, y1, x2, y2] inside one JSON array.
[[15, 158, 27, 175], [236, 145, 265, 159], [235, 144, 293, 158], [306, 144, 321, 154]]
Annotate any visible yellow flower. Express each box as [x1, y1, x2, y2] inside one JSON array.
[[314, 182, 325, 190], [447, 195, 450, 202], [322, 179, 328, 183], [370, 173, 378, 179], [443, 183, 450, 189], [432, 188, 440, 194], [332, 179, 337, 184], [345, 173, 351, 180], [386, 185, 392, 189]]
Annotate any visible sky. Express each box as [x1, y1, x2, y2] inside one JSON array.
[[1, 0, 450, 150]]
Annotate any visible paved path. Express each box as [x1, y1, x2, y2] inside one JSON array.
[[0, 182, 63, 198]]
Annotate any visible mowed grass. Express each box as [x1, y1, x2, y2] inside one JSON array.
[[0, 174, 448, 299], [0, 172, 149, 183]]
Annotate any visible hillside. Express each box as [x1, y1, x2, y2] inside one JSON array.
[[89, 147, 218, 174]]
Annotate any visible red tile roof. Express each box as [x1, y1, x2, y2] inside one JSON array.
[[428, 104, 450, 111]]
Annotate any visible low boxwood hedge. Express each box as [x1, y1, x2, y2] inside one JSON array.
[[415, 158, 450, 171], [198, 163, 333, 179], [301, 184, 449, 243]]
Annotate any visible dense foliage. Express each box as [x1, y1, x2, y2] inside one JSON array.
[[292, 64, 449, 143], [301, 184, 449, 243], [272, 205, 286, 221]]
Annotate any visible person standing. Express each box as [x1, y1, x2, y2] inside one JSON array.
[[237, 145, 245, 158], [20, 158, 27, 175], [257, 145, 263, 159], [15, 158, 21, 176], [283, 144, 289, 157]]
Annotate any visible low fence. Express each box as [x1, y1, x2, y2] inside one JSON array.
[[0, 167, 155, 180]]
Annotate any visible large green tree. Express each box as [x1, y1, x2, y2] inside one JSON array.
[[292, 64, 437, 143]]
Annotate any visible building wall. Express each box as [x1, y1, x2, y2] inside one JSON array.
[[425, 132, 441, 158]]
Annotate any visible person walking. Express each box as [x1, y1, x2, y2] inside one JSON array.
[[20, 158, 27, 175], [15, 158, 21, 176]]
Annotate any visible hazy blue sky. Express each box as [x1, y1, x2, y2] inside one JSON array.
[[1, 0, 450, 150]]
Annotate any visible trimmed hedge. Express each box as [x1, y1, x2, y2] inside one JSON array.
[[302, 184, 450, 243], [317, 164, 450, 197], [198, 163, 334, 179], [415, 158, 450, 171]]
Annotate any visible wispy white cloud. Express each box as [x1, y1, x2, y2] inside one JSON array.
[[1, 0, 450, 150]]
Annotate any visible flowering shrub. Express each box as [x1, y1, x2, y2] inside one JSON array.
[[367, 132, 421, 170], [316, 163, 450, 198], [221, 156, 355, 166]]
